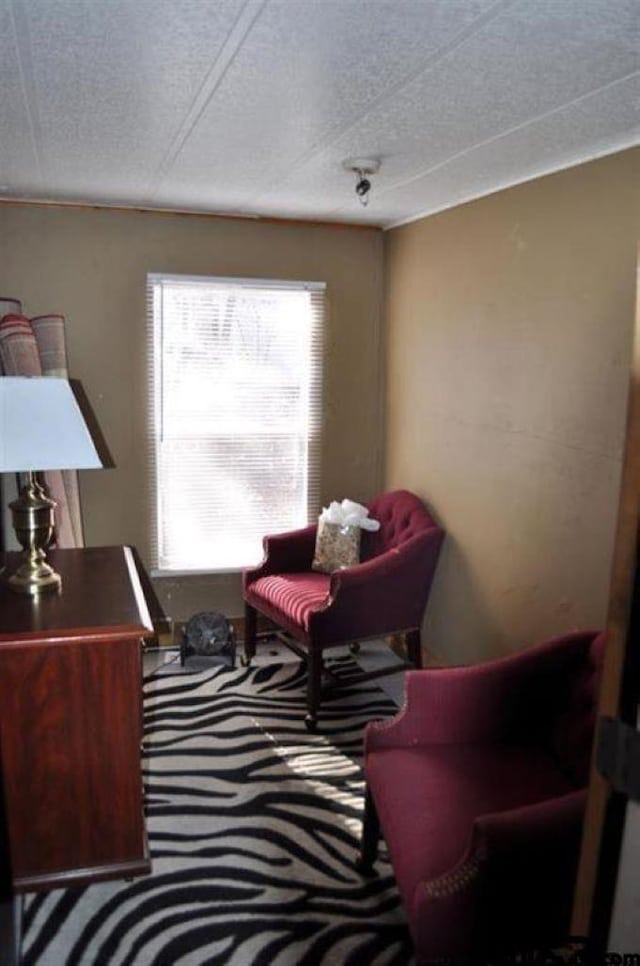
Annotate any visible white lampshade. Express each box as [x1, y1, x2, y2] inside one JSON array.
[[0, 376, 103, 472]]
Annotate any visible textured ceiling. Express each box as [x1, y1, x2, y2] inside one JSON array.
[[0, 0, 637, 228]]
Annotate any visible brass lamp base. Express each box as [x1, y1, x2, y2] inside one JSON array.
[[7, 471, 61, 595], [8, 551, 61, 594]]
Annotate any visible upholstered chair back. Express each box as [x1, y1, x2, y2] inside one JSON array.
[[546, 631, 605, 787], [361, 489, 439, 561]]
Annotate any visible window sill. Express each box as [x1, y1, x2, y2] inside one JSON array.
[[151, 567, 247, 578]]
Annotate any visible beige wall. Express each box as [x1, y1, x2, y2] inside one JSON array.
[[0, 205, 384, 620], [384, 149, 639, 664]]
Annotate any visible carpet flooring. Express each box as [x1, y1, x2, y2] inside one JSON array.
[[20, 653, 413, 965]]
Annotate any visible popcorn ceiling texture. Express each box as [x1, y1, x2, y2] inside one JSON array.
[[0, 0, 636, 227]]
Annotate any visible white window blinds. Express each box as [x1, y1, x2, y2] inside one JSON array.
[[147, 274, 325, 573]]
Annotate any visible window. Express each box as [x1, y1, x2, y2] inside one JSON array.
[[147, 274, 325, 574]]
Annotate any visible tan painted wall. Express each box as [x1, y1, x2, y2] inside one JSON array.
[[384, 149, 639, 664], [0, 205, 384, 621]]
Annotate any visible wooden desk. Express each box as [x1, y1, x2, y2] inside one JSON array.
[[0, 546, 153, 893]]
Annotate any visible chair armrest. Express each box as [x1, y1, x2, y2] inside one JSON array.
[[365, 630, 600, 749], [411, 791, 586, 959], [472, 788, 586, 859], [310, 528, 444, 641], [243, 524, 317, 586]]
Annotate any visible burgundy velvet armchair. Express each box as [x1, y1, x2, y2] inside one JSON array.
[[242, 490, 444, 730], [357, 629, 605, 963]]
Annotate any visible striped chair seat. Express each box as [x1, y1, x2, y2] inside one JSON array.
[[249, 573, 331, 631]]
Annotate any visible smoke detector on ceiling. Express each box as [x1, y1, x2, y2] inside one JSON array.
[[343, 158, 380, 207]]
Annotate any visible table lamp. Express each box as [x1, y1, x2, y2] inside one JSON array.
[[0, 376, 104, 594]]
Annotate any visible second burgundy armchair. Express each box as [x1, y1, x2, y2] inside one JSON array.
[[357, 629, 605, 963], [242, 489, 444, 730]]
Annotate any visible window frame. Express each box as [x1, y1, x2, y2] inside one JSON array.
[[146, 272, 325, 577]]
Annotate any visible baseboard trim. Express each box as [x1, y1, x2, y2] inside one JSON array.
[[387, 633, 446, 667]]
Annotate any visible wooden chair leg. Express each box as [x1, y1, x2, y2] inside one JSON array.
[[305, 647, 322, 731], [356, 784, 381, 876], [406, 628, 423, 669], [242, 603, 257, 666]]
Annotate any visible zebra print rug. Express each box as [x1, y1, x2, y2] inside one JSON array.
[[21, 652, 413, 965]]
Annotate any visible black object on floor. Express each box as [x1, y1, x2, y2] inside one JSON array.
[[180, 611, 236, 669]]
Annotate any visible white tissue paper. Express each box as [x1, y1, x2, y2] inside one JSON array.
[[319, 499, 380, 532]]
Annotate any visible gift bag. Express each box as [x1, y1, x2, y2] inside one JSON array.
[[311, 498, 380, 573]]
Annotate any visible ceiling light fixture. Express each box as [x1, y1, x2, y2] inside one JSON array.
[[343, 158, 380, 207]]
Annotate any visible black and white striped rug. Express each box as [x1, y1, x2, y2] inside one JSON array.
[[21, 653, 413, 965]]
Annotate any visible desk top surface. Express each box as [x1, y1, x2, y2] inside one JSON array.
[[0, 546, 153, 643]]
